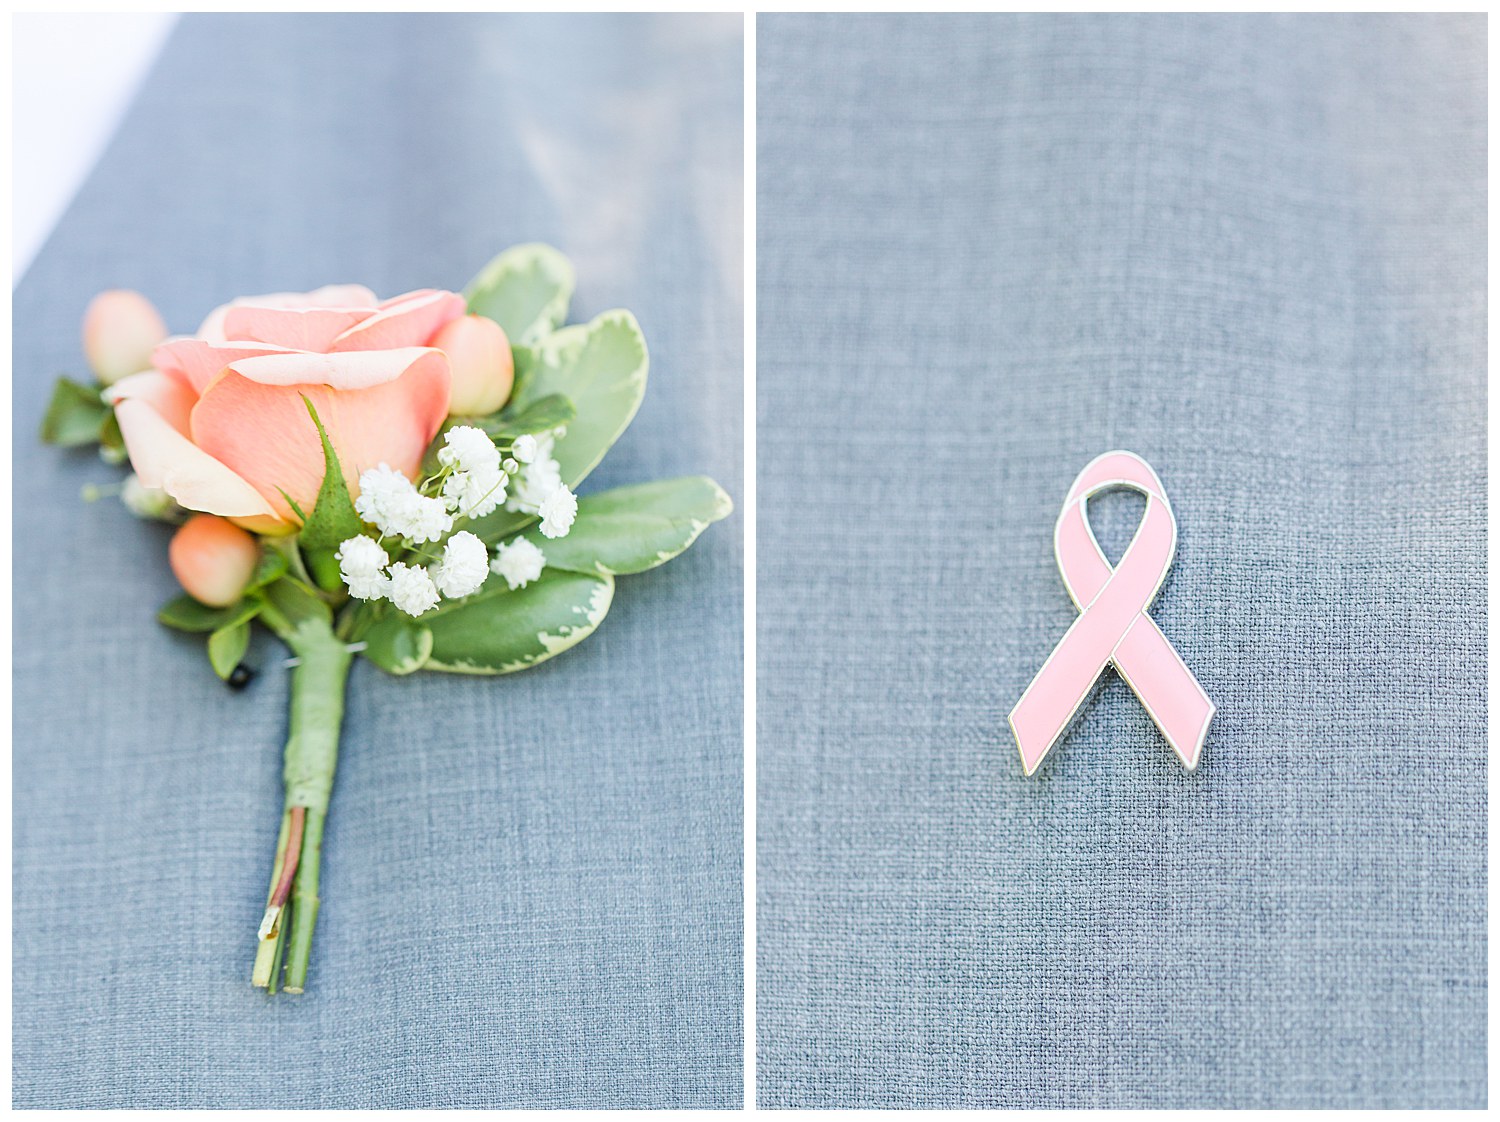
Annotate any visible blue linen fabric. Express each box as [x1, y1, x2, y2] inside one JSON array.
[[757, 13, 1484, 1108], [13, 13, 743, 1109]]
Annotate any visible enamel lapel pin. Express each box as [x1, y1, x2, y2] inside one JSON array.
[[1010, 451, 1214, 775]]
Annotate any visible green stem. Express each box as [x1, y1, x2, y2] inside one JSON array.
[[253, 612, 352, 994], [251, 808, 293, 988], [283, 810, 326, 993], [267, 898, 290, 995]]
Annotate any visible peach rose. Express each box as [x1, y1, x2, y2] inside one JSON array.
[[107, 285, 464, 533]]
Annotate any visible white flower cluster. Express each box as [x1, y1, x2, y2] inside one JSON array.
[[504, 431, 578, 539], [353, 463, 452, 544], [338, 530, 491, 614], [436, 425, 508, 519], [492, 536, 546, 590], [430, 530, 490, 599], [386, 561, 441, 616], [352, 427, 515, 546], [334, 426, 574, 616], [334, 535, 390, 600]]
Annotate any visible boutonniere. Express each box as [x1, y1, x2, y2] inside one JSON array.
[[43, 244, 731, 994]]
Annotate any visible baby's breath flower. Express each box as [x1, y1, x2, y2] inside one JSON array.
[[335, 535, 389, 600], [538, 485, 578, 539], [507, 449, 562, 513], [386, 562, 440, 616], [492, 536, 546, 590], [383, 489, 454, 544], [511, 434, 538, 464], [353, 463, 414, 527], [441, 463, 507, 519], [502, 457, 519, 474], [437, 425, 501, 474], [430, 531, 489, 598]]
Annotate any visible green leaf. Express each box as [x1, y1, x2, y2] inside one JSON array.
[[40, 377, 109, 447], [464, 243, 576, 346], [159, 595, 235, 633], [98, 410, 126, 462], [188, 595, 266, 679], [419, 394, 575, 476], [509, 344, 538, 401], [466, 506, 538, 546], [361, 613, 434, 676], [158, 592, 263, 634], [476, 393, 576, 439], [513, 310, 649, 489], [519, 476, 733, 576], [422, 569, 614, 675], [260, 577, 333, 638], [247, 547, 290, 592], [216, 595, 266, 632], [207, 620, 252, 680]]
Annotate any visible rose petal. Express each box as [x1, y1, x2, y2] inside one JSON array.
[[329, 289, 466, 352], [223, 346, 453, 394], [115, 398, 285, 531], [196, 285, 380, 342], [196, 305, 232, 344], [190, 350, 451, 520], [152, 338, 299, 396], [220, 305, 376, 352], [286, 284, 380, 309], [105, 370, 197, 436]]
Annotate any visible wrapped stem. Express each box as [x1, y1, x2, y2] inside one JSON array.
[[253, 597, 352, 993]]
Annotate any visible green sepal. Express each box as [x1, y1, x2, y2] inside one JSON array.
[[518, 476, 733, 576], [278, 489, 308, 527], [422, 569, 614, 675], [362, 613, 434, 676], [305, 551, 342, 593], [464, 243, 576, 347], [295, 396, 363, 591], [296, 396, 362, 547], [40, 377, 109, 447]]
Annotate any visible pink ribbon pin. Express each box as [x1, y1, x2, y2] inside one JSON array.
[[1010, 451, 1214, 775]]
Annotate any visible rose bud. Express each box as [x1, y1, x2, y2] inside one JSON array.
[[432, 314, 514, 416], [169, 514, 260, 607], [82, 289, 168, 386]]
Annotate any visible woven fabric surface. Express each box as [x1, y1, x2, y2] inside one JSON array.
[[13, 13, 743, 1108], [756, 13, 1485, 1108]]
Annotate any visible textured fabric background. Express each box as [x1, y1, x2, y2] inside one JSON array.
[[13, 13, 742, 1109], [757, 13, 1485, 1108]]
